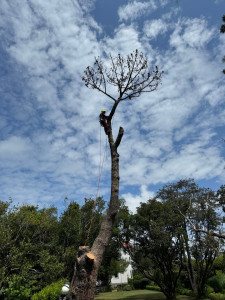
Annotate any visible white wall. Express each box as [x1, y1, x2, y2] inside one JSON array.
[[111, 252, 133, 286]]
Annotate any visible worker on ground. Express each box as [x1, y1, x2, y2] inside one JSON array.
[[56, 283, 72, 300], [99, 110, 109, 135]]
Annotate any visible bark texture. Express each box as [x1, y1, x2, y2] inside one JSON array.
[[70, 101, 124, 300]]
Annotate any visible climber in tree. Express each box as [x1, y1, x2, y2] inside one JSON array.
[[99, 110, 109, 135]]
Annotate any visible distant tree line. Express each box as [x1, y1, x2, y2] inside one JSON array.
[[1, 179, 225, 300]]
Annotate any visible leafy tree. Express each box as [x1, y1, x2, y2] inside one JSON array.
[[123, 180, 223, 299], [157, 179, 198, 293], [188, 189, 221, 298], [0, 203, 62, 299], [0, 196, 126, 298], [212, 255, 225, 273], [58, 201, 81, 279], [128, 198, 184, 300], [165, 180, 223, 298], [80, 197, 106, 247], [59, 201, 81, 249], [0, 199, 12, 290], [71, 49, 163, 300]]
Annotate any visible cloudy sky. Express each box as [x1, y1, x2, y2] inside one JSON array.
[[1, 0, 225, 213]]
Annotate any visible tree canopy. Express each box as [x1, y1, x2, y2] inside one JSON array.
[[123, 179, 225, 300]]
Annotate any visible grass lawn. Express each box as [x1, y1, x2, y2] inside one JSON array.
[[94, 290, 196, 300]]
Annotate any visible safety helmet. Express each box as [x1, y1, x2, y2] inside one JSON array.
[[101, 110, 106, 112], [61, 283, 70, 294]]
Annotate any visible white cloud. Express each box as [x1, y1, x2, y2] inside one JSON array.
[[113, 17, 225, 188], [118, 0, 168, 22], [118, 1, 154, 22], [102, 24, 145, 56], [0, 136, 32, 159], [170, 18, 216, 49], [143, 19, 168, 39], [0, 0, 224, 209], [122, 185, 155, 213]]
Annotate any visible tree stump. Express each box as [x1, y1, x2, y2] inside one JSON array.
[[71, 246, 96, 300]]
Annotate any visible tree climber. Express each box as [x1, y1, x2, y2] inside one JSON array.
[[99, 110, 109, 135]]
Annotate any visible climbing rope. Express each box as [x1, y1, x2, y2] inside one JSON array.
[[84, 124, 107, 246]]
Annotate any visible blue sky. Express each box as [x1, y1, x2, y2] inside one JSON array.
[[0, 0, 225, 213]]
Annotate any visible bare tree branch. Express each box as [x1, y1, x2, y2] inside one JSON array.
[[82, 50, 163, 102], [177, 208, 225, 239]]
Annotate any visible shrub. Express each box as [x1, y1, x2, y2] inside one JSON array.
[[128, 272, 151, 290], [134, 278, 150, 289], [146, 285, 161, 291], [213, 256, 225, 273], [209, 292, 225, 300], [208, 274, 225, 293], [1, 274, 37, 300], [205, 285, 215, 297], [176, 287, 192, 296], [31, 279, 66, 300], [123, 285, 132, 291]]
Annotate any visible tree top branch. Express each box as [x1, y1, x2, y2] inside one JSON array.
[[82, 49, 163, 103]]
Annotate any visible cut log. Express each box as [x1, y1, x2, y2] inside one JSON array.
[[86, 253, 95, 261]]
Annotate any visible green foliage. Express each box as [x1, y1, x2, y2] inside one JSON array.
[[126, 179, 223, 300], [130, 196, 184, 298], [31, 279, 65, 300], [59, 201, 81, 249], [108, 259, 129, 277], [213, 256, 225, 273], [62, 245, 77, 279], [0, 197, 124, 297], [128, 273, 150, 290], [0, 203, 62, 295], [146, 285, 161, 291], [209, 292, 225, 300], [175, 287, 193, 296], [131, 278, 149, 290], [208, 274, 225, 293], [2, 274, 37, 300], [80, 197, 105, 246], [205, 285, 215, 297], [39, 250, 64, 283], [123, 284, 132, 291], [1, 179, 225, 299]]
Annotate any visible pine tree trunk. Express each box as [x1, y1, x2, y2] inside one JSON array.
[[70, 121, 123, 300]]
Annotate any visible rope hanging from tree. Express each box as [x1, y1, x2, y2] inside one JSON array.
[[84, 123, 107, 246]]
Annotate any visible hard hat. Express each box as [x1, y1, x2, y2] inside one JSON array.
[[101, 110, 106, 112], [61, 283, 70, 294]]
